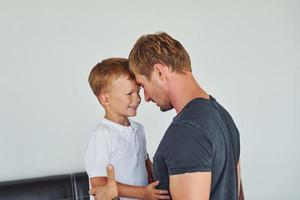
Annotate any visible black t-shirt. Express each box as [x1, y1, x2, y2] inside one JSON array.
[[153, 96, 240, 200]]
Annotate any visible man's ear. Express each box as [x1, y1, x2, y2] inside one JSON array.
[[98, 92, 110, 106], [153, 63, 168, 81]]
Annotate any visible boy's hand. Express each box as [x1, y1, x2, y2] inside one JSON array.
[[89, 165, 119, 200], [143, 181, 170, 200]]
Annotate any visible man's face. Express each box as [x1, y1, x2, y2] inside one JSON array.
[[135, 73, 173, 112]]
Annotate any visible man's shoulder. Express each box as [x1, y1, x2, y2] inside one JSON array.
[[173, 97, 231, 129], [158, 120, 209, 153], [167, 119, 209, 138], [176, 98, 217, 121]]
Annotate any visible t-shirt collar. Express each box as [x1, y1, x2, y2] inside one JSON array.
[[173, 95, 215, 121], [101, 117, 136, 132]]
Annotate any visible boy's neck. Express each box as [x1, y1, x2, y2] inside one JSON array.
[[104, 113, 130, 127]]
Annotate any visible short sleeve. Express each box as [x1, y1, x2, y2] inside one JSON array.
[[84, 131, 110, 178], [163, 122, 213, 175]]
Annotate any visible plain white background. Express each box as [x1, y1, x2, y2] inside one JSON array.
[[0, 0, 299, 199]]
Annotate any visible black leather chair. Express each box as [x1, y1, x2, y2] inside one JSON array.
[[0, 172, 89, 200], [73, 172, 90, 200]]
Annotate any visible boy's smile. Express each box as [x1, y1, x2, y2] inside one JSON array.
[[103, 76, 141, 126]]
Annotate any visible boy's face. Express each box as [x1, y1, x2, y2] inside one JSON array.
[[105, 76, 141, 118]]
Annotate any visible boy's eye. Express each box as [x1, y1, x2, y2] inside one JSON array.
[[126, 92, 132, 95]]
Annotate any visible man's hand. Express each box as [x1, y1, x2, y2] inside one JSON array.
[[89, 165, 118, 200], [142, 181, 170, 200]]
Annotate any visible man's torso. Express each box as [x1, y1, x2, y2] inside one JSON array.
[[153, 96, 240, 200]]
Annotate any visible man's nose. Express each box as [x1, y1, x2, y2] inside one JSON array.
[[144, 91, 151, 102]]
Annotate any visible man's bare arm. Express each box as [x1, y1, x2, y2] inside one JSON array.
[[237, 160, 244, 200], [90, 177, 169, 199], [89, 165, 118, 200], [170, 172, 211, 200]]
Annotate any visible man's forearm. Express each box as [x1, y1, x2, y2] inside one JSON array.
[[116, 182, 146, 199], [91, 179, 146, 199], [238, 182, 244, 200]]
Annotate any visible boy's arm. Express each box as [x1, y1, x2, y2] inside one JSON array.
[[90, 177, 169, 200], [145, 154, 154, 183]]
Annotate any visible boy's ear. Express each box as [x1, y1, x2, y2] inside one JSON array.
[[153, 63, 168, 81], [98, 92, 110, 106]]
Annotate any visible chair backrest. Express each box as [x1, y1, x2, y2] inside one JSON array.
[[0, 172, 89, 200], [72, 172, 89, 200]]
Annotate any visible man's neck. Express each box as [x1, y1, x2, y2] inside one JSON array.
[[168, 72, 209, 114]]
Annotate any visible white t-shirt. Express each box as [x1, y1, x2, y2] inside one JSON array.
[[85, 118, 148, 200]]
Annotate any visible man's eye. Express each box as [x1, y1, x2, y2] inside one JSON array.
[[126, 92, 132, 95]]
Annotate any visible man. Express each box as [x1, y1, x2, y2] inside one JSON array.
[[92, 32, 244, 200], [128, 32, 242, 200]]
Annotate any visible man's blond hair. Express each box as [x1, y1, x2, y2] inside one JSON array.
[[129, 32, 191, 79]]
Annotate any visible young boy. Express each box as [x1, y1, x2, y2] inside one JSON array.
[[85, 58, 169, 200]]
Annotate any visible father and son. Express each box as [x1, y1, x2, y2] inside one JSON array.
[[85, 32, 243, 200]]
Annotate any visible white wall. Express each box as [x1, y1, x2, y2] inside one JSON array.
[[0, 0, 299, 199]]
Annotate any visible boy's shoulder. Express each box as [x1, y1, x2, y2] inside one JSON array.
[[90, 119, 145, 139], [92, 118, 144, 133], [90, 119, 117, 137]]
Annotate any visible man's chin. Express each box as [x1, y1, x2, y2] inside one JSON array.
[[160, 105, 173, 112]]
